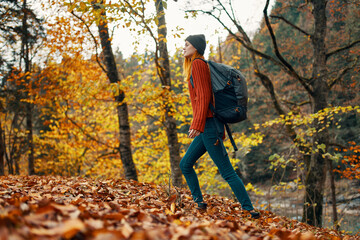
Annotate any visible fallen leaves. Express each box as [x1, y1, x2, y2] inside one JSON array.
[[0, 175, 357, 240]]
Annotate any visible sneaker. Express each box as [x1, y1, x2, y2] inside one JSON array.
[[250, 211, 260, 219], [196, 202, 207, 210]]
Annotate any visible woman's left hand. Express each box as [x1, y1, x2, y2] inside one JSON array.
[[188, 129, 201, 138]]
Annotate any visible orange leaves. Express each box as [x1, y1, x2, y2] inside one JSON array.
[[0, 175, 356, 240], [31, 56, 124, 178], [334, 142, 360, 180], [267, 228, 316, 240], [29, 218, 86, 239]]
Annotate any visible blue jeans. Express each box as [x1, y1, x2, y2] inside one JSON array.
[[179, 118, 254, 211]]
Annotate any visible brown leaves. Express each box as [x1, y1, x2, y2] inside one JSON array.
[[0, 175, 356, 240]]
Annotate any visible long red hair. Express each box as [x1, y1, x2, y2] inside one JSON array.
[[183, 51, 205, 82]]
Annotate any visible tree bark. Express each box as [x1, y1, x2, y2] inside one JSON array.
[[155, 0, 183, 187], [94, 2, 138, 181], [26, 103, 35, 175], [21, 0, 35, 175], [302, 0, 328, 227], [327, 159, 339, 230], [0, 119, 4, 176]]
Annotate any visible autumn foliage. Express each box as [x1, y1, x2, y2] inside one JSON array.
[[334, 142, 360, 181], [0, 175, 357, 240], [1, 0, 359, 234]]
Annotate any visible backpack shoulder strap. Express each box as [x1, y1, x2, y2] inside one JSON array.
[[190, 75, 194, 88]]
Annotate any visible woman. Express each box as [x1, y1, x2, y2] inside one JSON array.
[[179, 34, 260, 219]]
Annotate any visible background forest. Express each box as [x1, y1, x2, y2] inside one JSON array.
[[0, 0, 359, 234]]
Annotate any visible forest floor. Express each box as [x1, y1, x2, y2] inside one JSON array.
[[0, 175, 359, 240]]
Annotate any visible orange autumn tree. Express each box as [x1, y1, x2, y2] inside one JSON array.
[[23, 0, 127, 177], [33, 55, 125, 177]]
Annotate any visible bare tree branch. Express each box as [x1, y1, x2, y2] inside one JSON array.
[[270, 15, 311, 37], [228, 0, 237, 21], [328, 57, 359, 89], [281, 99, 311, 108], [328, 142, 347, 149], [185, 9, 284, 67], [255, 71, 287, 116], [326, 39, 360, 60], [263, 0, 314, 96]]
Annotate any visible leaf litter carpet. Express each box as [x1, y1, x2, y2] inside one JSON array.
[[0, 175, 357, 240]]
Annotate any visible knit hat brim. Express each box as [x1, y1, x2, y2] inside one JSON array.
[[185, 34, 206, 56]]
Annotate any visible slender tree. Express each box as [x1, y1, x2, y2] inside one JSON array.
[[0, 116, 4, 175], [92, 1, 138, 181], [155, 0, 182, 187], [21, 0, 35, 175]]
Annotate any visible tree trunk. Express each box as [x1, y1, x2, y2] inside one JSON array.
[[21, 0, 35, 175], [94, 2, 138, 181], [327, 159, 339, 230], [302, 0, 328, 227], [26, 104, 35, 175], [155, 0, 183, 187], [0, 119, 4, 176]]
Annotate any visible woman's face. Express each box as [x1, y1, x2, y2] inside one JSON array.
[[183, 41, 197, 58]]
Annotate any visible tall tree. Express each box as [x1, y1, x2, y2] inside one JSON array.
[[0, 112, 4, 175], [301, 0, 328, 227], [187, 0, 360, 227], [92, 1, 138, 181], [155, 0, 182, 187], [21, 0, 35, 175]]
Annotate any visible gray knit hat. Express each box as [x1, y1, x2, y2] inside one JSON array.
[[185, 34, 206, 56]]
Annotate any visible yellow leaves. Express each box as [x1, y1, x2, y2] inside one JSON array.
[[245, 183, 264, 196], [109, 82, 121, 96], [258, 106, 359, 141], [158, 24, 166, 30], [79, 2, 87, 11], [232, 55, 240, 61], [32, 57, 122, 177], [173, 33, 181, 39], [159, 37, 167, 43]]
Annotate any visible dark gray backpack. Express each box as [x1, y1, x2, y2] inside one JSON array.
[[190, 58, 248, 151]]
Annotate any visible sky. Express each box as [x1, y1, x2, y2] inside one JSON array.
[[113, 0, 276, 58]]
